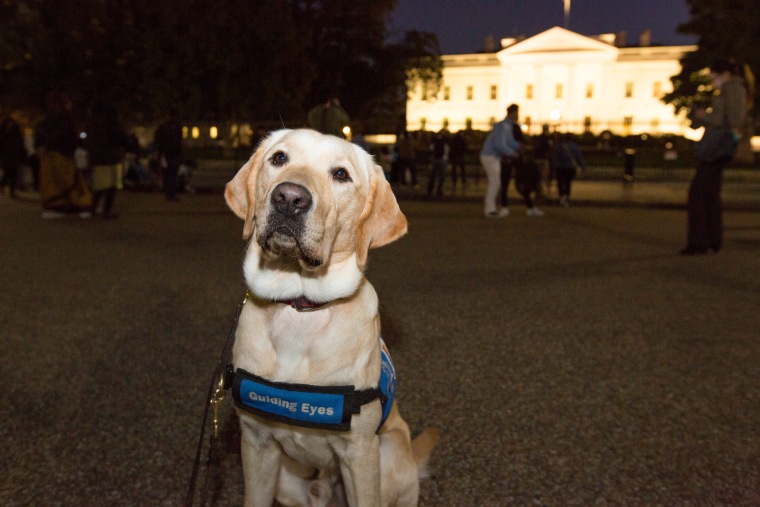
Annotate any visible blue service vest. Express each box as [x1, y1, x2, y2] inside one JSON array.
[[232, 339, 396, 432]]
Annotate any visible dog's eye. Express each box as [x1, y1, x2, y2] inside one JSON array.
[[270, 151, 287, 166], [331, 167, 352, 182]]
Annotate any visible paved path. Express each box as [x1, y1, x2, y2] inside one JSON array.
[[1, 189, 759, 506]]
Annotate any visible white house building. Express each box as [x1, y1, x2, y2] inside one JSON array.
[[406, 26, 697, 137]]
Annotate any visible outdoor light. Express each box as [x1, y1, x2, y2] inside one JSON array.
[[342, 126, 351, 138], [549, 109, 562, 122]]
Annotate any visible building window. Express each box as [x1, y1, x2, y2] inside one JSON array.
[[420, 83, 428, 101], [625, 82, 634, 98], [465, 118, 473, 129], [623, 116, 633, 136], [555, 83, 563, 99], [586, 83, 593, 99], [526, 84, 533, 100], [524, 116, 532, 130], [466, 86, 473, 100], [653, 81, 662, 98], [488, 117, 496, 127], [583, 116, 592, 133], [420, 118, 427, 131], [443, 118, 449, 129], [490, 85, 497, 100], [443, 86, 450, 101], [651, 118, 660, 132]]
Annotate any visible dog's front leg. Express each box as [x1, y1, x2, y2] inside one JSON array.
[[339, 436, 381, 507], [240, 420, 282, 507]]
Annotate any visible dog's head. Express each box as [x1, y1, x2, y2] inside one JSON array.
[[225, 129, 407, 298]]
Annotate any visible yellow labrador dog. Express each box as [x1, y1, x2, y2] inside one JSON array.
[[225, 129, 438, 507]]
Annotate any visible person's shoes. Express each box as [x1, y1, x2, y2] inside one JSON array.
[[41, 210, 66, 219], [679, 247, 708, 255], [486, 208, 509, 218], [526, 207, 544, 217], [559, 195, 570, 207]]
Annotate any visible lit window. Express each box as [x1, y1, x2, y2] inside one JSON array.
[[443, 118, 449, 129], [653, 81, 662, 98], [489, 117, 495, 127], [209, 126, 218, 139], [623, 116, 633, 136], [466, 86, 473, 100], [420, 118, 427, 131], [490, 85, 497, 100], [651, 118, 660, 132], [191, 127, 200, 139], [444, 86, 450, 100], [524, 116, 532, 129], [625, 82, 634, 98], [586, 83, 593, 99], [526, 84, 533, 100], [465, 118, 473, 129], [182, 126, 189, 139], [421, 83, 428, 101], [555, 83, 563, 99], [584, 116, 592, 132]]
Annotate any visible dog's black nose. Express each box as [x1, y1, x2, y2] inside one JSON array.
[[271, 182, 312, 216]]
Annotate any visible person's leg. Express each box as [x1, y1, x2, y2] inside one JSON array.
[[499, 160, 511, 208], [703, 160, 725, 251], [686, 163, 711, 251], [480, 155, 501, 215]]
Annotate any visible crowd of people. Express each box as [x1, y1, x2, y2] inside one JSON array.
[[0, 92, 188, 220], [382, 103, 587, 217]]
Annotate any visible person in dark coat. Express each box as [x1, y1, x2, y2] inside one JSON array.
[[0, 117, 27, 198], [85, 99, 130, 218], [154, 117, 183, 201]]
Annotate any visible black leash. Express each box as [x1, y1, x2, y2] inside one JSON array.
[[184, 292, 249, 507]]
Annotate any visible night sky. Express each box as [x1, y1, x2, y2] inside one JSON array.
[[387, 0, 696, 54]]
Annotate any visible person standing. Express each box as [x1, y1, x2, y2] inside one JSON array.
[[394, 131, 419, 186], [35, 91, 93, 218], [480, 104, 521, 218], [427, 129, 449, 198], [550, 133, 586, 207], [449, 130, 468, 191], [307, 96, 350, 138], [154, 116, 183, 201], [85, 99, 130, 218], [0, 117, 27, 198], [681, 59, 749, 255]]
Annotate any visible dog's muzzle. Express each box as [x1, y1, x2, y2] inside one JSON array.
[[259, 182, 322, 268]]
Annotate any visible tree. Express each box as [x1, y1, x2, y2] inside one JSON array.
[[663, 0, 760, 117], [0, 0, 440, 132]]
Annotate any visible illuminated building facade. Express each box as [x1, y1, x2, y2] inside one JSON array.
[[406, 27, 697, 136]]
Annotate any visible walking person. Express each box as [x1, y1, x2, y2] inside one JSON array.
[[427, 129, 449, 198], [550, 133, 586, 207], [681, 59, 749, 255], [85, 99, 130, 219], [0, 117, 27, 198], [394, 131, 419, 186], [515, 153, 544, 216], [480, 104, 521, 218], [154, 116, 183, 201]]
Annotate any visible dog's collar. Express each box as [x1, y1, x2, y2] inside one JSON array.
[[277, 296, 331, 312]]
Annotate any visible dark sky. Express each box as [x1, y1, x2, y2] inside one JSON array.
[[387, 0, 696, 54]]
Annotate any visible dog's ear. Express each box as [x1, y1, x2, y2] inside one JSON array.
[[225, 154, 259, 240], [355, 162, 408, 269]]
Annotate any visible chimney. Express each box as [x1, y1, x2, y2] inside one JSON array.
[[615, 31, 627, 47], [484, 35, 496, 52], [639, 29, 651, 47]]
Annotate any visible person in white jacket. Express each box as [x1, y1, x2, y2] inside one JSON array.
[[480, 104, 521, 218]]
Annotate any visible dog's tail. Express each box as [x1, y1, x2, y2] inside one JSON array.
[[411, 427, 440, 480]]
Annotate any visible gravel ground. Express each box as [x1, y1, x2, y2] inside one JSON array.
[[1, 190, 759, 506]]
